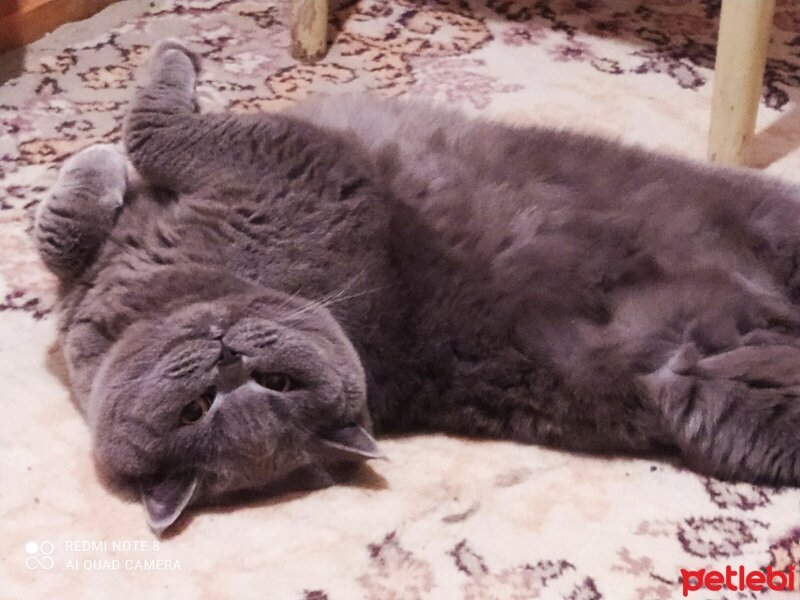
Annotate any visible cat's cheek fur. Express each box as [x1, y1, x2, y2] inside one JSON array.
[[86, 349, 135, 474]]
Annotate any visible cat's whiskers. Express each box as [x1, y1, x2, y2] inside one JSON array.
[[278, 286, 384, 324], [277, 272, 390, 324]]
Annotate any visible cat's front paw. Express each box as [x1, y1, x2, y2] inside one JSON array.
[[151, 38, 201, 75], [39, 144, 128, 218], [35, 144, 128, 279]]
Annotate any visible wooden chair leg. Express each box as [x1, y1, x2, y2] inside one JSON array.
[[708, 0, 775, 166], [290, 0, 328, 63]]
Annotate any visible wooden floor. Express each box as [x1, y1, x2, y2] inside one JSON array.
[[0, 0, 119, 51]]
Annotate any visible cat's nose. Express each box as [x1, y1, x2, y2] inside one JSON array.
[[217, 344, 246, 391], [218, 345, 241, 367]]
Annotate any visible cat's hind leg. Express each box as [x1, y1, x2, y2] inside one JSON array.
[[643, 343, 800, 486], [35, 144, 127, 280]]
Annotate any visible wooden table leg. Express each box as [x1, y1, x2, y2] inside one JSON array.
[[290, 0, 328, 63], [708, 0, 775, 166]]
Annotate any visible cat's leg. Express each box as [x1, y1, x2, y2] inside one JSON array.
[[123, 39, 205, 190], [125, 41, 362, 199], [126, 40, 281, 193], [643, 344, 800, 485], [734, 187, 800, 304], [130, 39, 200, 116], [35, 144, 127, 280]]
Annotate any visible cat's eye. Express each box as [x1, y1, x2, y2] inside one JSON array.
[[179, 386, 216, 425], [252, 372, 296, 392]]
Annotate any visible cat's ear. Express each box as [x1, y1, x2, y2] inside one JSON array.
[[319, 425, 386, 461], [140, 471, 198, 535]]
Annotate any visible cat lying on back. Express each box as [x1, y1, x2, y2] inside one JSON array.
[[35, 40, 800, 534]]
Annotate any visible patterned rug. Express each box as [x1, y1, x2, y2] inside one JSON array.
[[2, 1, 800, 598]]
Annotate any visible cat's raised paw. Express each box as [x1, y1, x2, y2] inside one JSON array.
[[151, 38, 201, 74], [41, 144, 128, 213], [35, 144, 128, 279]]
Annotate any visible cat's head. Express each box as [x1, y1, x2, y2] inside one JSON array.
[[87, 290, 380, 534]]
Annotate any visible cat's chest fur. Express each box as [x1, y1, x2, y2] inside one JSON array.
[[93, 131, 543, 433]]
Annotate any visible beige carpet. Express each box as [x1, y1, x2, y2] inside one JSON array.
[[2, 1, 800, 598]]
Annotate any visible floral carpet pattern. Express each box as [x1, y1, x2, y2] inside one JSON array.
[[2, 0, 800, 598]]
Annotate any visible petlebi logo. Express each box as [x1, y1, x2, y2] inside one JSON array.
[[24, 541, 55, 570], [681, 565, 798, 595]]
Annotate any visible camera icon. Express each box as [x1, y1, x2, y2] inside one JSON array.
[[25, 541, 55, 570]]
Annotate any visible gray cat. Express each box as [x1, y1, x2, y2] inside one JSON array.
[[35, 40, 800, 534]]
